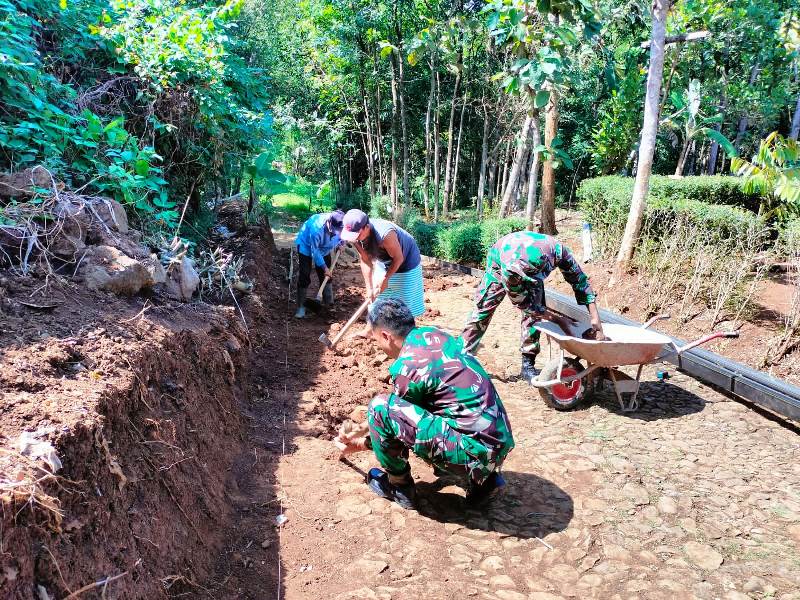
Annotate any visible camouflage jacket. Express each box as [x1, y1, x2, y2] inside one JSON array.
[[389, 326, 514, 451], [487, 230, 596, 313]]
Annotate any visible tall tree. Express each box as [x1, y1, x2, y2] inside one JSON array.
[[614, 0, 670, 277]]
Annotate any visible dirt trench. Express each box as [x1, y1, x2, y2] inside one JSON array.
[[0, 220, 285, 598]]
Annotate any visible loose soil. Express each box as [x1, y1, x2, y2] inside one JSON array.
[[2, 211, 799, 600]]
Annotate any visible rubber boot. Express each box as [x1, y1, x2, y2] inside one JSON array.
[[520, 354, 539, 384], [294, 287, 308, 318]]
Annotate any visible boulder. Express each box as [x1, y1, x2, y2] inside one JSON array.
[[79, 245, 158, 296], [165, 257, 200, 301], [0, 167, 62, 198]]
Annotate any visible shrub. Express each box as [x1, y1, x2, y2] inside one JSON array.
[[436, 222, 484, 264], [578, 175, 763, 258], [479, 217, 528, 258]]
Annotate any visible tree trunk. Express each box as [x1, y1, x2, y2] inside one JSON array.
[[442, 43, 464, 219], [499, 115, 533, 218], [614, 0, 669, 278], [674, 137, 691, 176], [706, 82, 728, 175], [477, 104, 490, 218], [373, 51, 385, 197], [433, 71, 442, 221], [790, 92, 800, 141], [734, 62, 760, 151], [540, 90, 559, 235], [423, 53, 437, 217], [450, 90, 468, 213], [526, 114, 542, 231], [396, 52, 410, 206], [389, 55, 399, 212]]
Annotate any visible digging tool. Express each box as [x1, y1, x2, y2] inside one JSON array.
[[304, 248, 342, 313], [319, 297, 371, 351]]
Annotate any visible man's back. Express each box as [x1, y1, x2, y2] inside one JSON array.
[[389, 326, 513, 449]]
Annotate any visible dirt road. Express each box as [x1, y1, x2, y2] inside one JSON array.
[[209, 249, 800, 600]]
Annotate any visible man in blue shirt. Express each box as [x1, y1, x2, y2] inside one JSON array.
[[294, 210, 344, 318]]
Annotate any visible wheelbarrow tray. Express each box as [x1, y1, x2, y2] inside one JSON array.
[[534, 322, 674, 368]]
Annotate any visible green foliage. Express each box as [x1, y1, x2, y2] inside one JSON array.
[[731, 132, 800, 221], [1, 0, 272, 236], [578, 175, 763, 257], [483, 0, 601, 96], [398, 209, 527, 265], [436, 222, 484, 264], [590, 49, 644, 174]]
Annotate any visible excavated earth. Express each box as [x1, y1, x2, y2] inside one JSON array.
[[2, 218, 800, 600]]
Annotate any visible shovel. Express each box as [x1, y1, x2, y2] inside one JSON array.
[[304, 248, 342, 313]]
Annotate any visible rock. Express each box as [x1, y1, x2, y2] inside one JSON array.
[[80, 245, 156, 296], [742, 577, 765, 594], [347, 558, 389, 576], [336, 498, 372, 521], [479, 556, 504, 571], [489, 574, 516, 588], [495, 591, 526, 600], [0, 166, 57, 198], [544, 564, 579, 583], [165, 256, 200, 301], [723, 593, 752, 600], [657, 497, 678, 515], [683, 541, 723, 570], [143, 255, 167, 285], [335, 587, 379, 600], [448, 543, 482, 565], [787, 523, 800, 541], [622, 483, 650, 506], [602, 543, 632, 562], [261, 539, 271, 549]]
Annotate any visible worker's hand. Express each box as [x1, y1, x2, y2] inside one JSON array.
[[334, 421, 370, 456], [323, 267, 333, 279], [591, 320, 606, 341]]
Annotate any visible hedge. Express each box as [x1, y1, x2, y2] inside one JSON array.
[[577, 175, 764, 257], [578, 175, 762, 213], [399, 209, 528, 266]]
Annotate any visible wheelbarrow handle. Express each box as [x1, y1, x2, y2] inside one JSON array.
[[675, 330, 738, 355], [642, 313, 670, 329]]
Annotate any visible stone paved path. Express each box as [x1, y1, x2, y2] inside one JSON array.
[[275, 263, 800, 600]]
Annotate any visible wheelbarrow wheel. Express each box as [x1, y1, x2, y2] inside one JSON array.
[[538, 357, 587, 411]]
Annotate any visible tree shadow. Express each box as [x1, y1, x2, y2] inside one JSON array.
[[411, 470, 574, 539]]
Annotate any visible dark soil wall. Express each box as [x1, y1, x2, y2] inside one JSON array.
[[0, 219, 277, 599]]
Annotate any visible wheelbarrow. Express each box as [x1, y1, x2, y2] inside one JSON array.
[[530, 314, 739, 412]]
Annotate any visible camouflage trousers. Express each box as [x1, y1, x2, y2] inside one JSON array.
[[461, 268, 542, 359], [367, 394, 511, 485]]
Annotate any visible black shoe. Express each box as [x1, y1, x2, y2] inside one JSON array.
[[367, 468, 416, 510], [520, 355, 539, 384], [465, 472, 506, 508]]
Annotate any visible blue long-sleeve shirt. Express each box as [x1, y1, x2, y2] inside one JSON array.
[[295, 213, 341, 268]]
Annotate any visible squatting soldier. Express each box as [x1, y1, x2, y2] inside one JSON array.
[[461, 231, 605, 384], [336, 298, 515, 510]]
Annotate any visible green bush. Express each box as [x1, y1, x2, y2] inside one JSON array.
[[479, 218, 528, 258], [578, 175, 763, 257], [436, 222, 484, 264], [578, 175, 761, 213], [393, 209, 528, 265], [777, 218, 800, 258]]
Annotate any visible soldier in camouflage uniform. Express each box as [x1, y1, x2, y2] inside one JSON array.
[[336, 298, 515, 509], [461, 231, 605, 383]]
